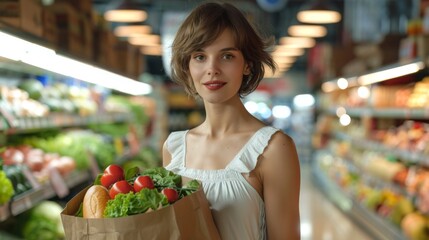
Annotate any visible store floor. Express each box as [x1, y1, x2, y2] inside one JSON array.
[[299, 162, 373, 240]]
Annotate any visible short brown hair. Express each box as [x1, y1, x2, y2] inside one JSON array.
[[170, 1, 276, 97]]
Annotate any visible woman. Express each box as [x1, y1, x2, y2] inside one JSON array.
[[163, 2, 301, 239]]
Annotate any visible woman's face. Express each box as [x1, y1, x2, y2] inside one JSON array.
[[189, 28, 250, 103]]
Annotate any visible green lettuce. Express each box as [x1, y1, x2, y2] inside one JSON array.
[[0, 170, 14, 205], [141, 167, 181, 189], [104, 189, 168, 218]]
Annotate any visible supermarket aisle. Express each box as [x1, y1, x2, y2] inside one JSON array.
[[299, 163, 373, 240]]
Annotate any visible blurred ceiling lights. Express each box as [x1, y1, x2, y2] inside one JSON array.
[[114, 25, 152, 37], [297, 0, 341, 24], [272, 46, 305, 57], [273, 56, 296, 64], [128, 34, 161, 46], [0, 31, 152, 95], [321, 60, 425, 92], [104, 0, 147, 22], [288, 25, 327, 37], [141, 46, 163, 56], [279, 37, 316, 48]]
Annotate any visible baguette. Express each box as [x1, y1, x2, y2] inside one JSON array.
[[82, 185, 110, 218]]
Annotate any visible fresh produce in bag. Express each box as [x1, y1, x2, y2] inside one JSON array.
[[79, 164, 200, 218], [61, 164, 220, 240]]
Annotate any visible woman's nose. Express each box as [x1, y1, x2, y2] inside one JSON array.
[[207, 60, 220, 76]]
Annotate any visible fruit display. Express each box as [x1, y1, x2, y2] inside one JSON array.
[[1, 145, 76, 184], [315, 150, 429, 239], [314, 67, 429, 239], [0, 84, 50, 118], [79, 164, 200, 219]]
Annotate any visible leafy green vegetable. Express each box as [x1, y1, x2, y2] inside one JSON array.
[[141, 167, 181, 189], [21, 201, 65, 240], [23, 131, 116, 170], [94, 173, 102, 185], [0, 170, 14, 205], [125, 166, 140, 181], [104, 189, 168, 218], [88, 123, 129, 137], [179, 180, 200, 198], [75, 203, 83, 217]]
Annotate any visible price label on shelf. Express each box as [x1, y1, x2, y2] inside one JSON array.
[[0, 105, 18, 128], [49, 167, 69, 198], [0, 203, 10, 221], [21, 165, 41, 189]]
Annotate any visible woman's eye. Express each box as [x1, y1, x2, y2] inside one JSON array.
[[193, 55, 205, 61], [222, 54, 234, 60]]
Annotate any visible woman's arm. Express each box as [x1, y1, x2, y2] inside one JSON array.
[[261, 131, 301, 240]]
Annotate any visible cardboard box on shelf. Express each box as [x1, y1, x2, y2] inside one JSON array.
[[61, 186, 221, 240], [0, 1, 20, 27], [0, 0, 43, 37], [80, 16, 94, 61], [126, 45, 143, 79], [44, 2, 94, 60], [42, 8, 59, 46], [45, 2, 80, 51]]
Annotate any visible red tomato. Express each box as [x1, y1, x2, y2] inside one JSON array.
[[133, 175, 155, 192], [162, 188, 179, 203], [109, 180, 134, 199], [104, 164, 124, 177], [100, 164, 124, 189]]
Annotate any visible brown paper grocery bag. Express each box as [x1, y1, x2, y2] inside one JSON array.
[[61, 186, 220, 240]]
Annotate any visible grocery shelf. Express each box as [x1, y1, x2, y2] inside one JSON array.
[[0, 170, 91, 222], [324, 107, 429, 120], [1, 112, 133, 134], [311, 161, 407, 240], [334, 131, 429, 167]]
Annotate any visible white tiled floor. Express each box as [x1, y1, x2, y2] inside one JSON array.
[[299, 163, 373, 240]]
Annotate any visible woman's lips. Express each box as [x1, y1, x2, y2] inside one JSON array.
[[203, 81, 226, 90]]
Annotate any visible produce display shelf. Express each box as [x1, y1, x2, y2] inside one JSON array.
[[311, 161, 407, 240], [334, 132, 429, 166], [2, 112, 133, 134], [0, 170, 91, 222], [336, 153, 411, 201], [325, 107, 429, 120]]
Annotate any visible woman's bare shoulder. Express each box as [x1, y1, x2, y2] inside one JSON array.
[[267, 130, 297, 153], [260, 130, 299, 171]]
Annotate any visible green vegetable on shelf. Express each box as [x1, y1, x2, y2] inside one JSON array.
[[20, 201, 65, 240], [18, 79, 44, 100], [0, 170, 14, 205]]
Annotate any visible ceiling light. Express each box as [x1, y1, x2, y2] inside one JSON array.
[[129, 34, 161, 46], [279, 37, 316, 48], [357, 61, 425, 85], [297, 1, 341, 24], [104, 0, 147, 23], [141, 46, 163, 56], [288, 25, 327, 38], [0, 31, 152, 95], [273, 56, 295, 64], [272, 46, 305, 57], [114, 25, 152, 37]]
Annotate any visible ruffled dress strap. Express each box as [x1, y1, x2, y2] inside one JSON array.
[[165, 130, 187, 172], [226, 126, 280, 174]]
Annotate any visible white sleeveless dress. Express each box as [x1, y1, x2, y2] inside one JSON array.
[[165, 126, 280, 240]]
